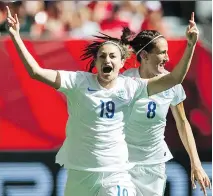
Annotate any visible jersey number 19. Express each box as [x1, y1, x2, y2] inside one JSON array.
[[100, 100, 115, 118]]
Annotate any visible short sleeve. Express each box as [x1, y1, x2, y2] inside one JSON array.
[[171, 84, 186, 106], [57, 70, 78, 94]]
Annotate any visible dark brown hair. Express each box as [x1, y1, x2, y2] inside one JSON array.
[[81, 27, 133, 72], [129, 30, 164, 62]]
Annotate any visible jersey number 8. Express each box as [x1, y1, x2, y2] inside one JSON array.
[[147, 101, 156, 119]]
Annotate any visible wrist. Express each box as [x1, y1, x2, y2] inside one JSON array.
[[191, 160, 202, 168], [187, 41, 196, 48], [11, 34, 21, 42], [10, 32, 20, 39]]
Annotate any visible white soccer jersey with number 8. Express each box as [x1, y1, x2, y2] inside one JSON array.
[[123, 68, 186, 165]]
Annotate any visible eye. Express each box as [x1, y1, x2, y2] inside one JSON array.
[[99, 55, 105, 58], [160, 51, 166, 54], [110, 54, 116, 59]]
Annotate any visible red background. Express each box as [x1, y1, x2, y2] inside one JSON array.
[[0, 37, 211, 151]]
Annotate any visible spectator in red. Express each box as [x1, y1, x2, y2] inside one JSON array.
[[87, 1, 113, 24], [141, 1, 170, 37], [100, 4, 129, 37]]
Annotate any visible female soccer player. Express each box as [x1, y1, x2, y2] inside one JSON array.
[[123, 13, 211, 196], [6, 6, 198, 196]]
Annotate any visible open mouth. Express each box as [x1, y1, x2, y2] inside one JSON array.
[[102, 66, 113, 73]]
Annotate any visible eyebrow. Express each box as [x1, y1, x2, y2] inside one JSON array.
[[98, 51, 116, 55]]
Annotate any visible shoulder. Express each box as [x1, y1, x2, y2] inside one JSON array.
[[59, 70, 90, 77], [119, 74, 148, 91], [173, 84, 185, 94], [60, 71, 94, 86], [122, 68, 138, 77], [118, 74, 138, 83]]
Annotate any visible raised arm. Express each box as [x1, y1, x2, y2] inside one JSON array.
[[6, 6, 61, 89], [147, 12, 199, 96], [170, 102, 211, 195]]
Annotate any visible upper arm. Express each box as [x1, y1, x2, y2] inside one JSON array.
[[57, 70, 83, 94], [33, 68, 61, 89], [147, 73, 178, 96], [35, 69, 80, 93]]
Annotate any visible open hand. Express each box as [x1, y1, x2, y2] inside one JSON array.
[[186, 12, 199, 46], [191, 165, 211, 196], [6, 6, 20, 37]]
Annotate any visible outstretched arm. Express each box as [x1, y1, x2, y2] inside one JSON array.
[[6, 6, 61, 89], [171, 102, 211, 195], [147, 12, 198, 96]]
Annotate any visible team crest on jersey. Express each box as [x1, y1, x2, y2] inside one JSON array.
[[116, 90, 128, 100], [163, 90, 170, 97]]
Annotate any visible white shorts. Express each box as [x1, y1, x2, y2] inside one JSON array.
[[129, 163, 167, 196], [65, 169, 136, 196]]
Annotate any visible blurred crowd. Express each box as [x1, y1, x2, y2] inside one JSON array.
[[0, 1, 212, 40]]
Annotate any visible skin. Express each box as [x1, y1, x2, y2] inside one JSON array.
[[95, 44, 124, 89], [137, 27, 211, 196], [139, 37, 169, 78], [6, 5, 210, 195], [5, 5, 199, 97], [171, 103, 211, 195]]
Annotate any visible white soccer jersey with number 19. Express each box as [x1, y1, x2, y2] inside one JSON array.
[[55, 70, 148, 172], [123, 68, 186, 165]]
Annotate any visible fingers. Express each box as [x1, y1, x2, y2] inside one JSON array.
[[7, 15, 16, 23], [209, 180, 212, 189], [204, 177, 212, 189], [198, 179, 207, 196], [187, 25, 199, 36], [15, 14, 19, 23], [191, 174, 196, 189], [6, 6, 19, 25], [189, 12, 195, 28], [6, 6, 12, 17], [189, 20, 196, 26], [191, 12, 194, 22]]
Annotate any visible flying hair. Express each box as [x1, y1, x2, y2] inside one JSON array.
[[81, 27, 133, 72]]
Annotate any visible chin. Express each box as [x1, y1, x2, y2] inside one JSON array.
[[99, 74, 113, 82], [158, 67, 165, 73]]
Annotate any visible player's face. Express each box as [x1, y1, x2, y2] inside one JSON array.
[[95, 44, 124, 83], [146, 38, 169, 75]]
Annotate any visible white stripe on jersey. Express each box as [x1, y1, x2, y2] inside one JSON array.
[[56, 71, 148, 171], [123, 68, 186, 165]]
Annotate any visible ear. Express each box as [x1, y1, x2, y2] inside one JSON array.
[[140, 50, 148, 60], [120, 59, 125, 68]]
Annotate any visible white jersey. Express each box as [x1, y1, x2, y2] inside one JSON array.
[[123, 68, 186, 165], [55, 71, 148, 172]]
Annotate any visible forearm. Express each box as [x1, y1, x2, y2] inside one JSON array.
[[11, 34, 59, 88], [11, 34, 43, 77], [147, 43, 196, 96], [177, 119, 201, 166], [170, 43, 195, 84]]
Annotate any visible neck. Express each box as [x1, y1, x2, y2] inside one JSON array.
[[97, 75, 117, 89], [138, 64, 156, 79]]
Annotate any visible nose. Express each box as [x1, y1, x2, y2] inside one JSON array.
[[104, 55, 110, 63], [165, 53, 169, 62]]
